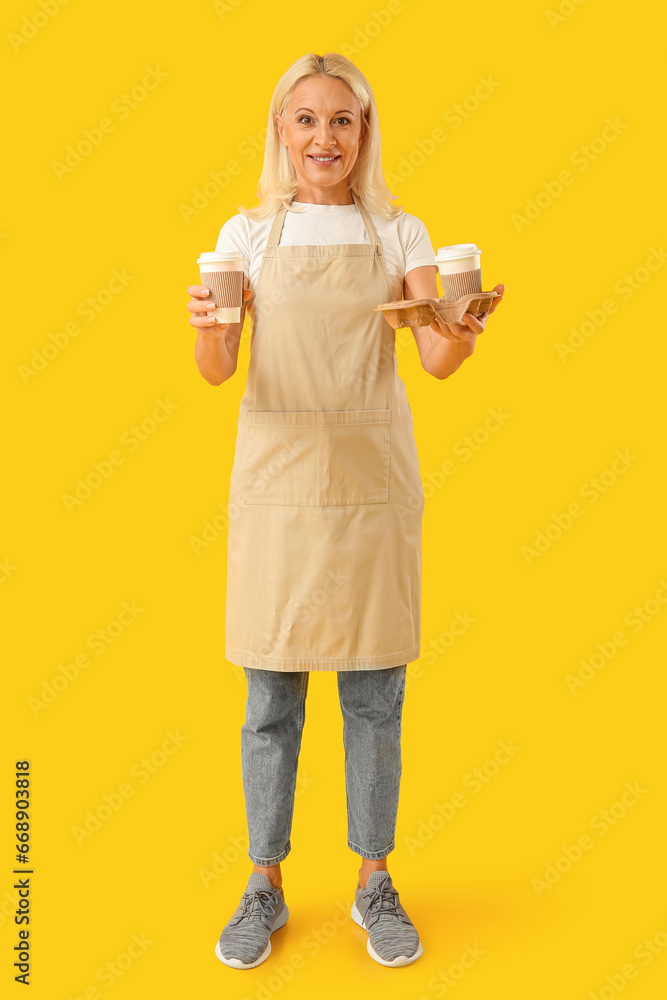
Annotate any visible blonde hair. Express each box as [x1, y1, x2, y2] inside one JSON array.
[[237, 52, 403, 221]]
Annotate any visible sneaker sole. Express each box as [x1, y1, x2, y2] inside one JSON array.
[[351, 901, 423, 968], [214, 903, 289, 970]]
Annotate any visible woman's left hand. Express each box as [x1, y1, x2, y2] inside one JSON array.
[[429, 283, 505, 342]]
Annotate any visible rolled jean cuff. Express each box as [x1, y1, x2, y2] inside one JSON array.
[[248, 839, 291, 867], [348, 838, 395, 861]]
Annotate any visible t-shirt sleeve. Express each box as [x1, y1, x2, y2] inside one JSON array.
[[215, 215, 250, 278], [400, 213, 437, 276]]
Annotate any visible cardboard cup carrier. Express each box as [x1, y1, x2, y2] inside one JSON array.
[[197, 250, 245, 323], [375, 241, 498, 330]]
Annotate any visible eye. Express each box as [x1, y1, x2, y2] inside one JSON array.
[[296, 116, 352, 126]]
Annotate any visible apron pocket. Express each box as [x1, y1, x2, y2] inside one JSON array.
[[244, 410, 318, 505], [244, 409, 390, 506], [316, 408, 390, 505]]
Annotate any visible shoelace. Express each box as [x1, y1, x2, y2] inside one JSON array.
[[230, 889, 278, 926], [362, 875, 414, 930]]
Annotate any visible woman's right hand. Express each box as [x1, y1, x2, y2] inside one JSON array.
[[187, 276, 252, 338]]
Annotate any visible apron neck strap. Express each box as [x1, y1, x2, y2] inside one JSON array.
[[265, 190, 383, 248]]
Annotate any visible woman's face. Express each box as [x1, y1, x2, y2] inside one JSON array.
[[275, 75, 365, 203]]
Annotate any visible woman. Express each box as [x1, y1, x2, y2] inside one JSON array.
[[187, 52, 504, 971]]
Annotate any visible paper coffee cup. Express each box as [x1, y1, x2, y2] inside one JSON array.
[[435, 243, 482, 300], [197, 250, 245, 323]]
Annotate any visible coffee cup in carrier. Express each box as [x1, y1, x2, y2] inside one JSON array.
[[435, 243, 483, 300], [197, 250, 245, 324]]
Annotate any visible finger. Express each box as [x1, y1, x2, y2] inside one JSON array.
[[431, 314, 468, 341], [187, 297, 218, 314], [461, 312, 485, 334], [189, 289, 252, 309], [426, 309, 470, 342], [490, 284, 505, 313], [191, 313, 222, 328], [187, 284, 212, 298]]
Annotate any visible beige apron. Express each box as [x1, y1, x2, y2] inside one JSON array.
[[224, 191, 425, 671]]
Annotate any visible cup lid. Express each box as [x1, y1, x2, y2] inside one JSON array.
[[197, 250, 245, 264], [435, 243, 482, 260]]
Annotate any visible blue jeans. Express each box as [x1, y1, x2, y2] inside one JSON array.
[[241, 664, 407, 865]]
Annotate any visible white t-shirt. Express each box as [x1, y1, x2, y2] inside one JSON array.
[[215, 201, 436, 301]]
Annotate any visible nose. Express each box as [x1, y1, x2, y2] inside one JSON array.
[[313, 119, 336, 149]]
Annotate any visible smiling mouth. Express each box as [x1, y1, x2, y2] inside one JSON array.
[[308, 154, 341, 163]]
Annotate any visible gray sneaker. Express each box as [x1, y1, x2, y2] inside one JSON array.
[[351, 870, 423, 967], [215, 872, 289, 969]]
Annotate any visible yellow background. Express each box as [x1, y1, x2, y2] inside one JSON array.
[[2, 0, 666, 997]]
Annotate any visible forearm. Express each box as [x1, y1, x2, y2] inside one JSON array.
[[421, 328, 476, 379], [194, 325, 242, 385]]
